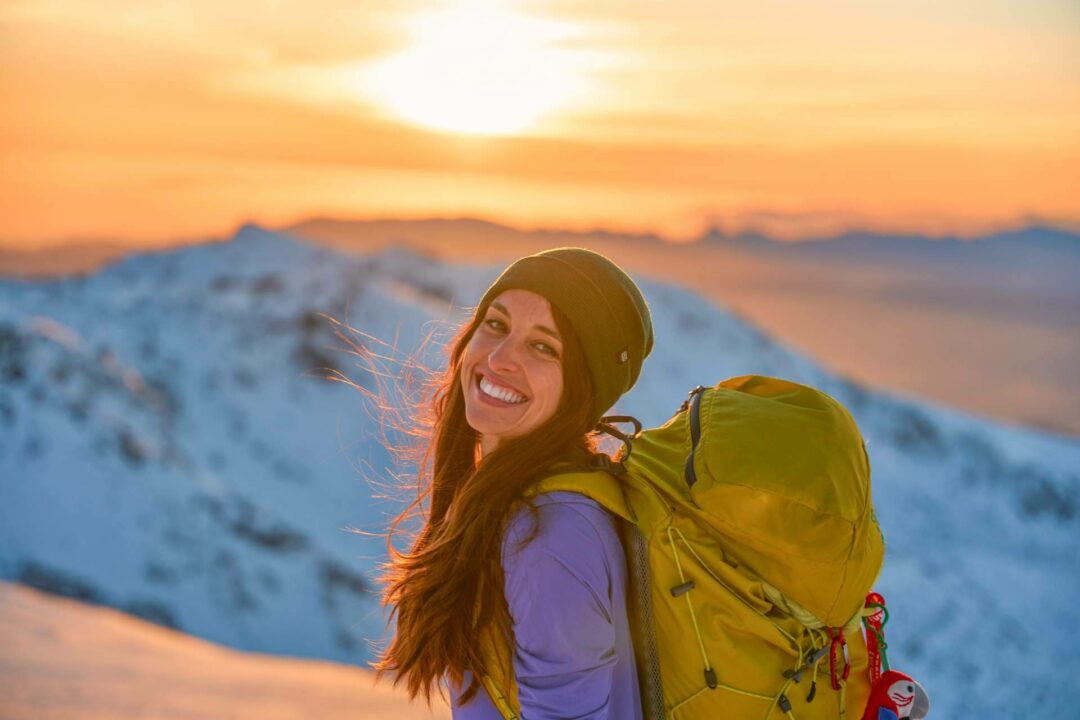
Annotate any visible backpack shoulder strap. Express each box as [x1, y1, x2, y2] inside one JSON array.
[[529, 469, 636, 524], [532, 467, 664, 718], [479, 467, 635, 720]]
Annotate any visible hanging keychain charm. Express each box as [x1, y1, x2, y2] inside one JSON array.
[[859, 592, 931, 720]]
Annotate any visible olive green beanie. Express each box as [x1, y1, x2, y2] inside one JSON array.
[[476, 247, 654, 424]]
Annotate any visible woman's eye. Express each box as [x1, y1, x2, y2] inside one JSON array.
[[484, 318, 507, 332], [534, 342, 559, 358]]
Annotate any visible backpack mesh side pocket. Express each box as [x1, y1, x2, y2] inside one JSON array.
[[623, 521, 665, 720]]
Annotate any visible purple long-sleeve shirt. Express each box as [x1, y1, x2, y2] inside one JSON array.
[[451, 492, 643, 720]]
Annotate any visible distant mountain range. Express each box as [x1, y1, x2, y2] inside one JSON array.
[[700, 224, 1080, 285], [702, 223, 1079, 255], [2, 225, 1078, 717], [3, 218, 1076, 279]]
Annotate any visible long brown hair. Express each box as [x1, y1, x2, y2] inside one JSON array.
[[374, 298, 599, 705]]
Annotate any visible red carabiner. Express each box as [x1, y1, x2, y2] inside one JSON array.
[[827, 626, 850, 690]]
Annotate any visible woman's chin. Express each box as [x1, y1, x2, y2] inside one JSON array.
[[465, 407, 517, 440]]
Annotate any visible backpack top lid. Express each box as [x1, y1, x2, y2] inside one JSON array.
[[624, 374, 884, 628]]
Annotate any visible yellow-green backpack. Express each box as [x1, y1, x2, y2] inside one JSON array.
[[479, 375, 885, 720]]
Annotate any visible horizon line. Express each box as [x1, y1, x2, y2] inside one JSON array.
[[3, 211, 1080, 253]]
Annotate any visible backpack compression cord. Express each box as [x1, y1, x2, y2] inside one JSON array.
[[860, 593, 931, 720]]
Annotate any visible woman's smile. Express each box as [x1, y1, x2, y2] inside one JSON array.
[[476, 373, 528, 405]]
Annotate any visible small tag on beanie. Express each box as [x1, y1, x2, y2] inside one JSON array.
[[617, 348, 629, 363]]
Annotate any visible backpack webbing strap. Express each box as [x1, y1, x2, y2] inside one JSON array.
[[479, 673, 519, 720], [684, 386, 706, 488]]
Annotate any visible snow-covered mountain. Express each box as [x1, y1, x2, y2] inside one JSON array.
[[1, 225, 1077, 718]]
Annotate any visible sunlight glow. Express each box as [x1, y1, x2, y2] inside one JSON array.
[[361, 2, 602, 136]]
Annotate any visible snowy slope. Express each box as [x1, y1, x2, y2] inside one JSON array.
[[1, 225, 1077, 718], [0, 581, 450, 720]]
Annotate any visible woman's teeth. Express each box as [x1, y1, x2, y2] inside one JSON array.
[[479, 375, 526, 404]]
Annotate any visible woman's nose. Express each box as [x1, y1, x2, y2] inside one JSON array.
[[487, 336, 522, 372]]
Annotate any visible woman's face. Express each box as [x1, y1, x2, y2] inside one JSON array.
[[459, 289, 565, 456]]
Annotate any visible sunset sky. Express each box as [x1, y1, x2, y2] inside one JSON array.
[[2, 0, 1078, 248]]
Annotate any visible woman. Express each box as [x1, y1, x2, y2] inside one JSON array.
[[376, 248, 654, 719]]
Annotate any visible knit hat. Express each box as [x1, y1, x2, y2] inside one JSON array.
[[476, 247, 654, 424]]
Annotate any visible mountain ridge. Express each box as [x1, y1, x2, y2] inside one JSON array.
[[4, 217, 1077, 279]]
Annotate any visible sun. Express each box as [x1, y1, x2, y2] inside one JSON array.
[[362, 2, 598, 136]]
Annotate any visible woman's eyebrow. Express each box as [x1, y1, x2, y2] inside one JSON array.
[[533, 324, 562, 342], [490, 301, 562, 341]]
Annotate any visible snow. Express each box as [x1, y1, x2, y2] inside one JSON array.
[[1, 224, 1078, 718], [0, 581, 450, 719]]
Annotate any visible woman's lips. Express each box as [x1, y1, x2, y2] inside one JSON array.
[[475, 372, 528, 407]]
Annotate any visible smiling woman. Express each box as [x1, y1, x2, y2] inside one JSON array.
[[375, 248, 654, 719], [361, 2, 604, 136]]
